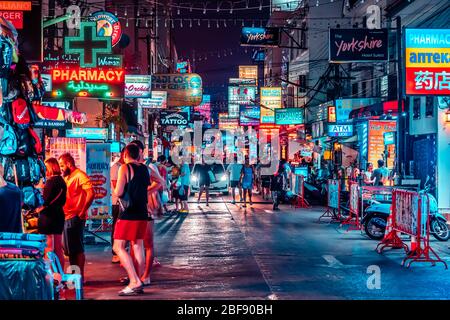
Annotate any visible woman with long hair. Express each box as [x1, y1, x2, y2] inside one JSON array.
[[37, 158, 67, 269]]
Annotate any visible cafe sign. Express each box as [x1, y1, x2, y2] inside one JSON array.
[[151, 73, 202, 107]]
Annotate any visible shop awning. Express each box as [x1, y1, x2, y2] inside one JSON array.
[[341, 135, 358, 143], [349, 100, 404, 120]]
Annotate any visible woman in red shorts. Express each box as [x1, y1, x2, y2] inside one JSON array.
[[113, 144, 150, 296]]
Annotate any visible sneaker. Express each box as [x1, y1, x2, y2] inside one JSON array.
[[141, 278, 151, 286], [273, 207, 280, 211], [111, 255, 120, 264], [153, 258, 161, 267], [242, 204, 247, 208], [231, 200, 236, 204]]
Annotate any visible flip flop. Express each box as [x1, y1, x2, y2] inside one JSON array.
[[118, 285, 144, 296]]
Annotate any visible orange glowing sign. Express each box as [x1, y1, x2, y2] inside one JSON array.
[[0, 1, 31, 11]]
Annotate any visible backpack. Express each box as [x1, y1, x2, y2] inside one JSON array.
[[22, 186, 44, 210], [0, 117, 17, 156], [0, 156, 15, 182], [28, 128, 42, 154], [15, 127, 33, 157], [28, 157, 42, 184], [15, 158, 31, 182], [11, 98, 31, 128]]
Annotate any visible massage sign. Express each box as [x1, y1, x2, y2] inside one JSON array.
[[405, 29, 450, 95], [329, 29, 388, 62], [49, 21, 124, 98]]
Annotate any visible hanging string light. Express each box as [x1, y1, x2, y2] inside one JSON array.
[[136, 18, 139, 27], [316, 0, 320, 7], [180, 19, 183, 28], [189, 19, 192, 28], [223, 19, 227, 27], [216, 19, 219, 28], [126, 18, 129, 27], [208, 20, 211, 28], [197, 19, 201, 26], [124, 7, 127, 17], [259, 0, 262, 11], [145, 19, 148, 28], [171, 19, 174, 29]]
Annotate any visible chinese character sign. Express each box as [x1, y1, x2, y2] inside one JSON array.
[[405, 29, 450, 95]]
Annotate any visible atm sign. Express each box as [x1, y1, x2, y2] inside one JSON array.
[[328, 124, 353, 137]]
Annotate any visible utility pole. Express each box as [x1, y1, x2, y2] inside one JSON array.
[[396, 16, 404, 180]]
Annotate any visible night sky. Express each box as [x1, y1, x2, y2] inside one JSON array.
[[172, 0, 271, 101]]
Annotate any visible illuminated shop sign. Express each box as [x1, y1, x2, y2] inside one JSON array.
[[0, 1, 31, 10], [219, 113, 239, 130], [228, 85, 256, 118], [239, 65, 258, 86], [384, 131, 396, 145], [275, 108, 305, 125], [260, 87, 282, 124], [240, 27, 281, 47], [0, 11, 23, 29], [125, 75, 152, 98], [229, 78, 257, 85], [90, 11, 122, 47], [329, 29, 388, 62], [151, 73, 202, 107], [239, 105, 260, 126], [327, 124, 353, 137], [405, 29, 450, 95], [160, 111, 190, 128], [64, 22, 112, 68], [137, 91, 167, 109], [66, 128, 108, 140], [51, 68, 125, 98]]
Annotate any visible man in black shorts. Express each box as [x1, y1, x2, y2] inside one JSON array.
[[261, 174, 271, 201], [196, 158, 211, 206]]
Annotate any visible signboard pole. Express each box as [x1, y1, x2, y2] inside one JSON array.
[[396, 16, 404, 180]]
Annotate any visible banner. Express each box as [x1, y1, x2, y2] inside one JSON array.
[[151, 73, 202, 107], [329, 29, 388, 62], [328, 179, 339, 209], [368, 120, 396, 169], [405, 29, 450, 95], [240, 27, 281, 47], [66, 128, 108, 140], [33, 101, 72, 129], [86, 143, 111, 217], [275, 108, 304, 125], [48, 137, 86, 172], [125, 75, 152, 98], [239, 105, 260, 126], [260, 87, 282, 123]]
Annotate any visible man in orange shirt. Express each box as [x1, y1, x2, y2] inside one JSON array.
[[58, 153, 94, 280]]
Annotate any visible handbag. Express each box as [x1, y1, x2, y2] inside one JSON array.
[[117, 164, 131, 212], [37, 186, 64, 233]]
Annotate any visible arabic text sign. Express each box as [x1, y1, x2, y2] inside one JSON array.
[[86, 143, 111, 217], [260, 87, 282, 124], [405, 29, 450, 95], [51, 67, 125, 98], [329, 29, 388, 62], [275, 108, 305, 125], [151, 73, 202, 107], [125, 75, 152, 98]]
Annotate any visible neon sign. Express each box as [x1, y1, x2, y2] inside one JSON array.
[[64, 22, 112, 68], [52, 68, 124, 83]]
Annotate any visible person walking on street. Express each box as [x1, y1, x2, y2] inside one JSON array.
[[226, 157, 243, 204], [156, 155, 169, 215], [197, 158, 212, 206], [110, 148, 124, 263], [240, 158, 255, 208], [58, 153, 94, 281], [36, 158, 67, 269], [271, 162, 287, 211], [113, 144, 149, 295], [371, 159, 389, 186], [179, 160, 191, 213]]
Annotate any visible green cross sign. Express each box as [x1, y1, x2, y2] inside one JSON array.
[[64, 22, 112, 68]]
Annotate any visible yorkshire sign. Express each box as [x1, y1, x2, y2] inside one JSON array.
[[240, 27, 281, 47], [151, 73, 203, 107], [329, 29, 388, 62]]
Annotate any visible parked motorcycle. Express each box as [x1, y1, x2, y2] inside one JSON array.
[[362, 178, 449, 241]]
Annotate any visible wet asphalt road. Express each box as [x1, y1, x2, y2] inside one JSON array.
[[82, 194, 450, 300]]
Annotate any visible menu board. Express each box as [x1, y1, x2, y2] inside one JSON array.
[[86, 143, 111, 217], [368, 120, 396, 169]]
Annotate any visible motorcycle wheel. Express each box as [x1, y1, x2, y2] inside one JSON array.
[[431, 219, 450, 241], [365, 216, 386, 240]]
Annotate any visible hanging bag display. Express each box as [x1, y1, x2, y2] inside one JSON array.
[[11, 98, 31, 128], [28, 128, 42, 154], [0, 117, 17, 155]]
